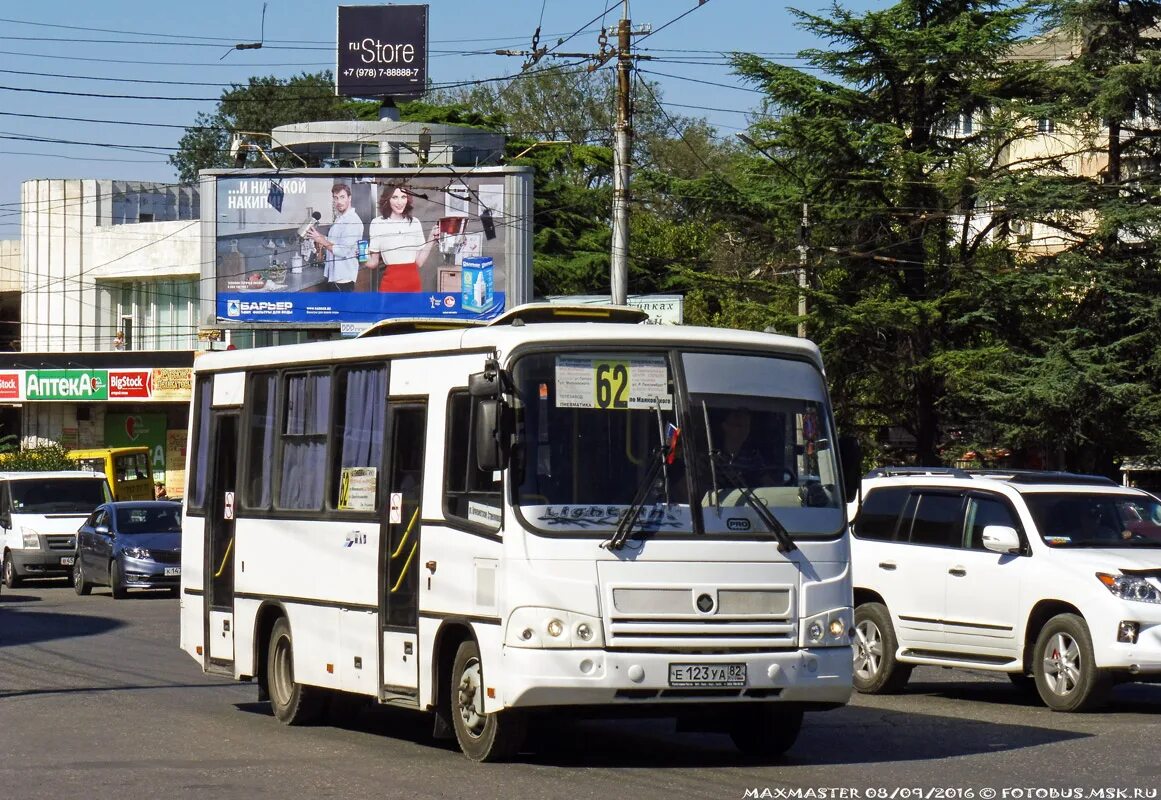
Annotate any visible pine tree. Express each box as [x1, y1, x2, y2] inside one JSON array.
[[731, 0, 1061, 464]]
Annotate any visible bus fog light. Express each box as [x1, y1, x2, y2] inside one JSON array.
[[546, 618, 565, 638], [520, 628, 534, 641], [829, 619, 845, 637], [627, 664, 645, 683], [807, 621, 824, 642], [1118, 621, 1139, 644], [575, 622, 594, 642]]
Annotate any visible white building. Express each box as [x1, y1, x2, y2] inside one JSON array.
[[1, 179, 202, 491]]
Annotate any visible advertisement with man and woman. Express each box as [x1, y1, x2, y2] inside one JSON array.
[[210, 169, 531, 327]]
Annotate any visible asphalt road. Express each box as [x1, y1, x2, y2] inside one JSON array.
[[2, 581, 1160, 800]]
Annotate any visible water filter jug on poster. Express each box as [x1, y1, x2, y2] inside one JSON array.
[[462, 256, 494, 313]]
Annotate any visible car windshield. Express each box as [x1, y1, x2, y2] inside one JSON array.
[[10, 478, 110, 513], [115, 505, 182, 534], [511, 349, 844, 539], [1024, 493, 1161, 547]]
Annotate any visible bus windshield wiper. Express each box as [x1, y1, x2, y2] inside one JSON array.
[[711, 456, 797, 553], [700, 401, 795, 553], [603, 422, 681, 551]]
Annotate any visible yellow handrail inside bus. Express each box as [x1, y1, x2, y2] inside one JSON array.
[[625, 411, 644, 466], [391, 507, 420, 559], [390, 541, 418, 593], [213, 537, 233, 579]]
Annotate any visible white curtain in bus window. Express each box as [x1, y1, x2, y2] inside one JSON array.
[[335, 366, 386, 511], [279, 371, 331, 510]]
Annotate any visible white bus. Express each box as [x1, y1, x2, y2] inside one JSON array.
[[179, 304, 861, 761]]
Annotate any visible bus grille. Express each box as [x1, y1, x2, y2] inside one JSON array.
[[45, 534, 76, 551], [607, 618, 797, 649], [606, 588, 797, 649]]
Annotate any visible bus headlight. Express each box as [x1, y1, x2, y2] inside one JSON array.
[[21, 528, 40, 549], [505, 607, 605, 649], [803, 608, 852, 647]]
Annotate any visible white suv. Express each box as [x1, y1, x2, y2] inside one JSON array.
[[849, 467, 1161, 711]]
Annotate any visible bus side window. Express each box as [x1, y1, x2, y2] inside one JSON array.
[[330, 364, 387, 512], [444, 391, 501, 530], [245, 371, 278, 509]]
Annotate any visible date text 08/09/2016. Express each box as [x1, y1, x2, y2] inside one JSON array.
[[740, 789, 1158, 800]]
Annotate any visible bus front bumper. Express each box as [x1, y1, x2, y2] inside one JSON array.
[[497, 645, 852, 709]]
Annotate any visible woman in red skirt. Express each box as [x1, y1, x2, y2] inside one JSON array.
[[365, 180, 439, 292]]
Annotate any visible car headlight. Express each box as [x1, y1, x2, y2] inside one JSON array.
[[1097, 572, 1161, 604], [505, 607, 605, 649], [803, 608, 853, 647], [122, 546, 151, 560], [21, 528, 40, 548]]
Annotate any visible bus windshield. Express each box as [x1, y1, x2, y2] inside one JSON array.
[[511, 350, 845, 539]]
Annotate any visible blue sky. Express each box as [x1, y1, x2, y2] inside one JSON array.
[[0, 0, 883, 238]]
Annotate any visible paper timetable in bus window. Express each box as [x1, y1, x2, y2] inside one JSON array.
[[338, 467, 378, 511], [553, 356, 672, 410]]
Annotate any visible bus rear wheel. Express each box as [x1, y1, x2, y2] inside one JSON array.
[[267, 618, 327, 725], [450, 639, 526, 762]]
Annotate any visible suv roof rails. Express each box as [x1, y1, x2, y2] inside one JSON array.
[[864, 466, 972, 479], [965, 469, 1118, 486]]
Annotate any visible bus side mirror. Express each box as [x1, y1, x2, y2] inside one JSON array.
[[469, 368, 500, 398], [838, 435, 862, 500], [475, 399, 510, 472]]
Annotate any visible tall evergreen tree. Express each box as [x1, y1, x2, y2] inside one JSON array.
[[994, 0, 1161, 470], [729, 0, 1074, 465]]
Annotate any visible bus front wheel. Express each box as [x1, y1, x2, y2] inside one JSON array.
[[266, 618, 327, 725], [450, 639, 526, 762]]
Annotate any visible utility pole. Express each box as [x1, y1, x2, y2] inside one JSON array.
[[797, 202, 809, 338], [610, 4, 632, 306], [497, 1, 651, 307], [737, 133, 811, 339]]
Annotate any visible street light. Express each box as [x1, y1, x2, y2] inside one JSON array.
[[228, 131, 309, 170], [736, 133, 809, 338]]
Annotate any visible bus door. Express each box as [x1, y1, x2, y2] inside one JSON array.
[[205, 412, 239, 670], [380, 402, 427, 700]]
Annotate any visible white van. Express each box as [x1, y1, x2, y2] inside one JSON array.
[[1, 471, 113, 589]]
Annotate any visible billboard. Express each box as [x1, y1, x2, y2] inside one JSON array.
[[205, 169, 532, 327], [336, 4, 428, 99]]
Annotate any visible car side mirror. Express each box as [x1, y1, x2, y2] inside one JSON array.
[[95, 524, 110, 536], [981, 524, 1021, 554]]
